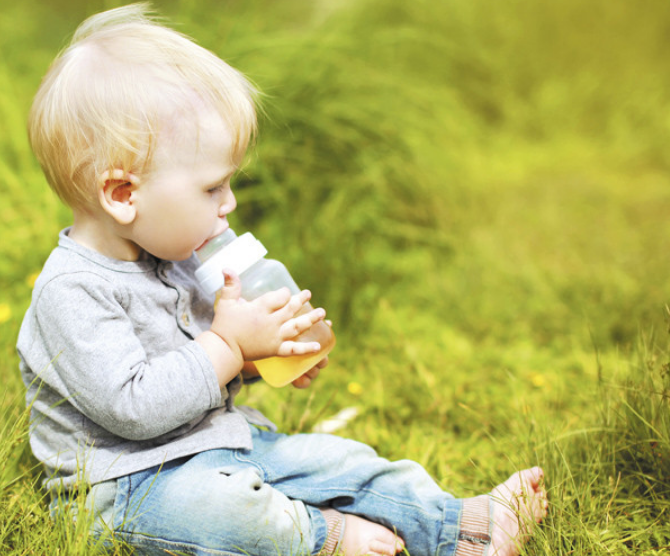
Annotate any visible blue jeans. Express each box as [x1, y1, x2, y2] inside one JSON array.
[[84, 427, 491, 555]]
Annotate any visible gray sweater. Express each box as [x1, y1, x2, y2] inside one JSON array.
[[17, 229, 273, 491]]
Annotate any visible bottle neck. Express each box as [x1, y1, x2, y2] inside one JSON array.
[[194, 230, 269, 295], [195, 228, 238, 263]]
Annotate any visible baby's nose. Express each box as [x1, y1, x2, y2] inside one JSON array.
[[219, 188, 237, 215]]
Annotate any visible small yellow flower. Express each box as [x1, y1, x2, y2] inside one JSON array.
[[347, 381, 363, 396], [530, 372, 546, 388], [26, 271, 40, 288], [0, 303, 11, 324]]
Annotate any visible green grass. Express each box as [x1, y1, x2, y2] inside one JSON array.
[[2, 0, 670, 553]]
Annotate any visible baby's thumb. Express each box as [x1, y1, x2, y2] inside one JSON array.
[[217, 269, 242, 301]]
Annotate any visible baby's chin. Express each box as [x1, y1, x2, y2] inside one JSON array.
[[141, 247, 197, 262]]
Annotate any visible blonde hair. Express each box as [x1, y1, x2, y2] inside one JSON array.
[[28, 3, 258, 210]]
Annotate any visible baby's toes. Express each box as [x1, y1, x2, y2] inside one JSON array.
[[367, 535, 405, 556]]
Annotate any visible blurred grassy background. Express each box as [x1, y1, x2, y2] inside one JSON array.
[[2, 0, 670, 553]]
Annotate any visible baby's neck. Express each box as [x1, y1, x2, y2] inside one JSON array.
[[70, 211, 142, 261]]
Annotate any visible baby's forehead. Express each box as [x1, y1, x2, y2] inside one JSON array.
[[157, 100, 233, 144], [150, 106, 239, 164]]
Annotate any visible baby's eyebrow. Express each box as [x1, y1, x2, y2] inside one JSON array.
[[207, 171, 235, 188]]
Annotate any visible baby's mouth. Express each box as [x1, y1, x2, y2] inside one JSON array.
[[196, 223, 230, 252]]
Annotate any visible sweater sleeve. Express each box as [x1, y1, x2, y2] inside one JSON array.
[[33, 272, 223, 441]]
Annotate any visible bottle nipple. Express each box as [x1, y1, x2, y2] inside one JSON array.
[[195, 231, 267, 296]]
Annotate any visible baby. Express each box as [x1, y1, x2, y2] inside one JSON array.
[[18, 4, 547, 555]]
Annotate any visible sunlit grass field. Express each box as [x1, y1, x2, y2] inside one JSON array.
[[2, 0, 670, 553]]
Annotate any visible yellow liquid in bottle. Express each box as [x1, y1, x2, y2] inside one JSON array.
[[255, 311, 336, 387]]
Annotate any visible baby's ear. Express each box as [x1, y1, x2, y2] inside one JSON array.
[[98, 169, 138, 225]]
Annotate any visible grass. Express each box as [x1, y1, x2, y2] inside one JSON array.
[[1, 0, 670, 553]]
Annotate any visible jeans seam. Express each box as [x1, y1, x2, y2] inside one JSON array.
[[114, 476, 131, 530], [311, 484, 437, 522], [308, 505, 329, 556], [232, 450, 268, 482], [114, 531, 261, 556]]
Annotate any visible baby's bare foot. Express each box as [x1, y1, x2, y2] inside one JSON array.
[[339, 514, 405, 556], [489, 466, 548, 556]]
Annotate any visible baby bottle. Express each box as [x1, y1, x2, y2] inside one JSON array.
[[195, 229, 336, 387]]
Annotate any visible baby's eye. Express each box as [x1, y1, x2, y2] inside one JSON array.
[[207, 184, 224, 194]]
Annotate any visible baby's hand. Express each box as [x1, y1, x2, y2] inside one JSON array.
[[291, 356, 329, 389], [210, 271, 326, 362]]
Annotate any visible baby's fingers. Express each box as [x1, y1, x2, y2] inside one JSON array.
[[280, 307, 326, 339], [259, 287, 292, 311], [217, 270, 242, 302], [277, 340, 321, 357], [284, 289, 313, 316], [258, 288, 312, 313]]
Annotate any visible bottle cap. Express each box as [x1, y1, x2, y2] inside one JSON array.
[[195, 232, 268, 294]]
